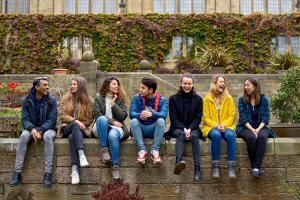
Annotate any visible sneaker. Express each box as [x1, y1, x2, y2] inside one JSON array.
[[174, 160, 186, 175], [151, 150, 162, 164], [137, 150, 147, 165], [102, 149, 111, 164], [71, 171, 80, 184], [251, 168, 261, 177], [9, 171, 22, 187], [43, 172, 52, 188], [79, 155, 89, 167]]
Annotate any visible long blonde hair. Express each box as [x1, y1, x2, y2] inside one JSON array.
[[210, 75, 229, 97], [60, 76, 93, 120]]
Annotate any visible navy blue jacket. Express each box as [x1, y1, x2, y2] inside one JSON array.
[[21, 88, 57, 134], [237, 95, 276, 138], [129, 94, 168, 125]]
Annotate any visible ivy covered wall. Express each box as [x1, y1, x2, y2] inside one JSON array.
[[0, 13, 299, 74]]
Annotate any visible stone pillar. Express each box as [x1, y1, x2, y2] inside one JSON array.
[[138, 59, 152, 73], [79, 51, 99, 97]]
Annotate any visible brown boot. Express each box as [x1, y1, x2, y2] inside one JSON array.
[[112, 166, 121, 182], [102, 148, 111, 164]]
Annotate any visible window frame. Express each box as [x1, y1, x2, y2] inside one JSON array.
[[153, 0, 206, 14], [271, 34, 300, 56], [62, 36, 93, 60], [64, 0, 118, 14], [239, 0, 295, 15], [165, 35, 194, 61], [5, 0, 30, 14]]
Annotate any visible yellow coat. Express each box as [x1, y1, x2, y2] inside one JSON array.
[[201, 93, 236, 137]]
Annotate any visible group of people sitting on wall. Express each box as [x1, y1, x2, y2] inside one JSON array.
[[8, 73, 276, 188]]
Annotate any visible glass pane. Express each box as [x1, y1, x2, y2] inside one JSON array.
[[278, 36, 287, 54], [240, 0, 251, 15], [291, 36, 299, 56], [78, 0, 89, 14], [153, 0, 164, 13], [71, 37, 79, 59], [173, 36, 183, 58], [253, 0, 264, 13], [180, 0, 192, 14], [271, 37, 276, 54], [165, 49, 172, 60], [83, 37, 92, 52], [17, 0, 29, 14], [281, 0, 292, 14], [187, 37, 193, 53], [92, 0, 104, 13], [65, 0, 75, 14], [105, 0, 116, 14], [194, 0, 205, 13], [165, 0, 176, 14], [7, 0, 15, 13], [268, 0, 279, 14]]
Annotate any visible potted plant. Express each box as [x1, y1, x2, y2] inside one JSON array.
[[52, 47, 70, 75], [194, 44, 234, 74], [266, 53, 299, 74]]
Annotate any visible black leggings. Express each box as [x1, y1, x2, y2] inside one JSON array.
[[173, 129, 200, 166], [239, 128, 269, 169], [62, 122, 84, 166]]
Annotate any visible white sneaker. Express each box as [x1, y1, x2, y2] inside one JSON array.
[[71, 171, 80, 184], [151, 150, 162, 164], [80, 155, 89, 167], [137, 150, 147, 165]]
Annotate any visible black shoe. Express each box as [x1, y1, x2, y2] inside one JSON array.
[[43, 172, 52, 187], [173, 160, 186, 175], [193, 164, 201, 182], [9, 171, 22, 187]]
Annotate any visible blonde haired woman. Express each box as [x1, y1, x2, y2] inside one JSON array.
[[202, 75, 236, 178], [58, 76, 93, 184]]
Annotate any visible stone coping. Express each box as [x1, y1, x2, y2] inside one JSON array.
[[269, 123, 300, 128], [1, 137, 299, 156]]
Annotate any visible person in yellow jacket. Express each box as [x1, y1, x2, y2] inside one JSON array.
[[202, 75, 236, 178]]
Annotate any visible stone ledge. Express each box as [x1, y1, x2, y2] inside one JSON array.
[[1, 137, 300, 156]]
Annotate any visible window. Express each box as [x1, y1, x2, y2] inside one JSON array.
[[5, 0, 29, 14], [65, 0, 117, 14], [271, 35, 299, 56], [240, 0, 294, 15], [165, 36, 194, 60], [63, 37, 92, 60], [153, 0, 205, 14]]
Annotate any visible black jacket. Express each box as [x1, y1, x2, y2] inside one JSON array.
[[167, 89, 204, 140], [22, 88, 57, 134]]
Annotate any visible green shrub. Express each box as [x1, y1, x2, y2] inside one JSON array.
[[270, 66, 300, 123], [0, 107, 22, 135], [267, 53, 299, 73]]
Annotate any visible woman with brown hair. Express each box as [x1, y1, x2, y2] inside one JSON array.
[[58, 76, 93, 184], [93, 76, 129, 182], [237, 77, 276, 177]]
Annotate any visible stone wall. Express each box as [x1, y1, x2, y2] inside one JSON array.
[[0, 138, 300, 200]]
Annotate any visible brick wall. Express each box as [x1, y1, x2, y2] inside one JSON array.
[[0, 138, 300, 200]]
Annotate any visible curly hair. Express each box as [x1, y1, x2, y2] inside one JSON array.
[[99, 76, 127, 103]]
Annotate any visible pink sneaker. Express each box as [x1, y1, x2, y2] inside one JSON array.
[[137, 150, 147, 165], [151, 150, 162, 164]]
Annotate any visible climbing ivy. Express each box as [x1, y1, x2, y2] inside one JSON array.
[[0, 13, 299, 74]]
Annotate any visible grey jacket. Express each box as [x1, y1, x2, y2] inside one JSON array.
[[93, 95, 129, 142]]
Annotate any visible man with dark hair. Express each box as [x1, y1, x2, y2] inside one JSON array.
[[9, 77, 57, 187], [129, 77, 168, 165]]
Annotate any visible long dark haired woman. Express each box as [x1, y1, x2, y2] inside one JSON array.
[[58, 76, 94, 184], [237, 77, 276, 177], [93, 76, 129, 182]]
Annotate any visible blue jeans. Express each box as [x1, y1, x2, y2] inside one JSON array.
[[130, 118, 165, 151], [208, 128, 236, 161], [96, 116, 121, 167]]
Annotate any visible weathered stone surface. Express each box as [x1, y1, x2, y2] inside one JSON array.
[[274, 138, 300, 155], [0, 184, 3, 194], [217, 194, 259, 200], [69, 185, 100, 195], [139, 184, 181, 195], [0, 156, 15, 172], [182, 184, 219, 200], [4, 184, 67, 200], [288, 168, 300, 182], [56, 167, 102, 184], [144, 195, 182, 200], [56, 156, 102, 167]]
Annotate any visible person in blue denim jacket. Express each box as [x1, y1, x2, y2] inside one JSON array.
[[129, 77, 168, 165]]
